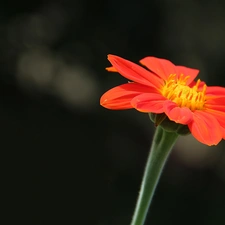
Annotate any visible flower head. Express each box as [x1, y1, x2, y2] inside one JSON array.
[[100, 54, 225, 146]]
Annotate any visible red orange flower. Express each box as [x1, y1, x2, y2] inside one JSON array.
[[100, 54, 225, 146]]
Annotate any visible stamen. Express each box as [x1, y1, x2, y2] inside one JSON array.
[[161, 74, 206, 111], [202, 84, 207, 95], [178, 74, 184, 81], [193, 79, 201, 91], [188, 93, 193, 100], [184, 75, 190, 83]]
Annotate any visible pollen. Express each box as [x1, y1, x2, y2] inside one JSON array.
[[161, 74, 207, 111]]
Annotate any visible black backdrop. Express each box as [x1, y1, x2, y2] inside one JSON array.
[[2, 0, 225, 224]]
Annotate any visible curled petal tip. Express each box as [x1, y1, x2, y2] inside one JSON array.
[[106, 66, 117, 72], [107, 54, 115, 59], [100, 97, 107, 106]]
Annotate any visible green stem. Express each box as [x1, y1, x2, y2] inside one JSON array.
[[130, 126, 179, 225]]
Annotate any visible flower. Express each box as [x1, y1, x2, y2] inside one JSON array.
[[100, 54, 225, 146]]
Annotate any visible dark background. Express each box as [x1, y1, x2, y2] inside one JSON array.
[[2, 0, 225, 224]]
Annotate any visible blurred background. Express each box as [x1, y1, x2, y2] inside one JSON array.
[[2, 0, 225, 224]]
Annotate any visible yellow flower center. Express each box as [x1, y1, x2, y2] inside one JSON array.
[[161, 74, 207, 111]]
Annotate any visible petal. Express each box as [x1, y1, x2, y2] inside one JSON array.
[[188, 111, 223, 146], [206, 86, 225, 96], [204, 108, 225, 139], [205, 96, 225, 111], [176, 66, 199, 85], [140, 56, 178, 80], [222, 127, 225, 140], [131, 93, 166, 113], [164, 101, 193, 124], [106, 66, 117, 72], [204, 108, 225, 123], [140, 57, 199, 85], [108, 55, 164, 88], [100, 83, 157, 110]]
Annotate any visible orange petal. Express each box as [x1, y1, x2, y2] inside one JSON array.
[[164, 101, 193, 124], [140, 57, 199, 84], [206, 86, 225, 96], [188, 111, 223, 146], [204, 108, 225, 124], [100, 83, 157, 110], [205, 96, 225, 111], [131, 93, 166, 113], [222, 127, 225, 140], [106, 66, 117, 72], [204, 108, 225, 139], [176, 66, 199, 85], [108, 55, 164, 89], [140, 56, 179, 80]]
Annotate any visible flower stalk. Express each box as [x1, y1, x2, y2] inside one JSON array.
[[130, 126, 179, 225]]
